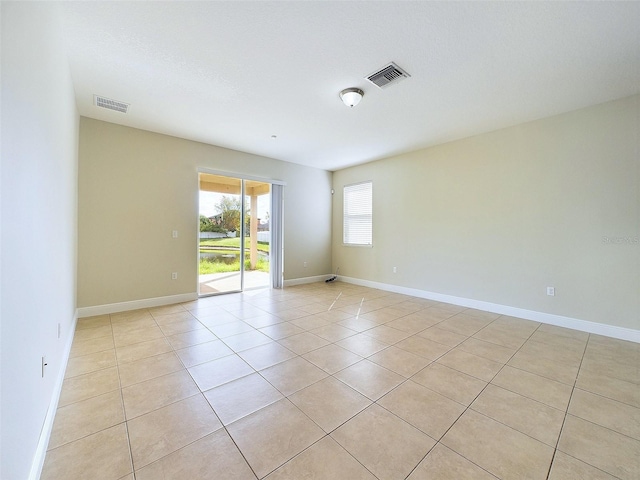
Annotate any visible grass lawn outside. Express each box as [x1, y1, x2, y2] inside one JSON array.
[[199, 237, 270, 275], [200, 237, 270, 253]]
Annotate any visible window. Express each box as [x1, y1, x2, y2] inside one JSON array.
[[343, 181, 372, 245]]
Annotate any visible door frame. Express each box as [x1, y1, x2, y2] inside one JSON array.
[[197, 167, 285, 296]]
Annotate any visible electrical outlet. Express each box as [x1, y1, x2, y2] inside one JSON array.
[[172, 272, 178, 280], [303, 262, 307, 268], [547, 286, 555, 296], [172, 230, 178, 238], [393, 266, 397, 274]]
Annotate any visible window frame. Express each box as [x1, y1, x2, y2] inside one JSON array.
[[342, 181, 373, 247]]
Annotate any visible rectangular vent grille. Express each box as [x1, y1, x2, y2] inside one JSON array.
[[94, 95, 129, 113], [366, 62, 411, 89]]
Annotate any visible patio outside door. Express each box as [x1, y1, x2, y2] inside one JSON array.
[[198, 173, 271, 295]]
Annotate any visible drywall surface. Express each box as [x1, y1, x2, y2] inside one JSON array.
[[77, 118, 332, 307], [1, 3, 79, 478], [333, 95, 639, 330]]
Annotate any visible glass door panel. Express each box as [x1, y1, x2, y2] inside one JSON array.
[[198, 173, 243, 295], [244, 181, 271, 290]]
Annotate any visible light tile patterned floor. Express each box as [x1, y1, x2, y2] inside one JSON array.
[[41, 282, 640, 480]]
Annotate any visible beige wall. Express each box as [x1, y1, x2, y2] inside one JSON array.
[[1, 3, 79, 478], [333, 95, 639, 330], [77, 118, 332, 308]]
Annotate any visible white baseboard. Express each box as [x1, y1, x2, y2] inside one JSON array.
[[29, 311, 78, 480], [339, 276, 640, 344], [77, 292, 198, 318], [284, 274, 332, 287]]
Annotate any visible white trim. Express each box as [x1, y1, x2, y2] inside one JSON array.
[[197, 167, 286, 186], [339, 276, 640, 343], [29, 311, 78, 480], [77, 293, 198, 318], [284, 275, 332, 287]]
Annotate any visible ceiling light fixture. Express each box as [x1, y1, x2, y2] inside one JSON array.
[[339, 88, 364, 108]]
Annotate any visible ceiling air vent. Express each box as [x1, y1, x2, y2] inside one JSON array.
[[94, 95, 129, 114], [366, 62, 411, 89]]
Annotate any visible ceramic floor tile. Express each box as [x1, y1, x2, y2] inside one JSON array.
[[223, 330, 273, 352], [407, 443, 498, 480], [437, 314, 492, 336], [110, 318, 157, 336], [457, 337, 516, 364], [243, 313, 283, 329], [385, 314, 440, 334], [580, 353, 640, 384], [113, 326, 166, 348], [58, 367, 120, 407], [492, 365, 573, 411], [336, 317, 380, 333], [529, 330, 587, 354], [575, 369, 640, 408], [259, 322, 305, 340], [558, 414, 640, 480], [569, 388, 640, 440], [289, 376, 371, 433], [277, 332, 330, 355], [227, 398, 324, 478], [331, 403, 436, 480], [208, 320, 255, 338], [122, 370, 200, 419], [118, 351, 184, 387], [418, 326, 468, 347], [507, 349, 579, 385], [334, 359, 405, 400], [204, 372, 284, 425], [64, 349, 117, 378], [472, 325, 529, 350], [368, 346, 431, 377], [395, 335, 451, 360], [43, 287, 640, 480], [289, 315, 332, 331], [70, 335, 116, 358], [238, 341, 297, 370], [158, 318, 205, 336], [442, 410, 554, 480], [265, 436, 376, 480], [379, 380, 466, 439], [135, 429, 256, 480], [411, 363, 487, 406], [548, 451, 618, 480], [174, 339, 234, 368], [302, 344, 363, 374], [437, 348, 503, 382], [73, 324, 113, 341], [362, 325, 412, 344], [152, 311, 196, 325], [335, 333, 390, 357], [188, 354, 254, 391], [41, 424, 132, 480], [76, 315, 111, 330], [49, 390, 125, 449], [259, 356, 328, 396], [518, 339, 583, 368], [127, 394, 222, 470], [166, 329, 218, 350], [116, 337, 173, 364], [471, 384, 565, 446]]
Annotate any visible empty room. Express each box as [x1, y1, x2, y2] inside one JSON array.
[[1, 1, 638, 480]]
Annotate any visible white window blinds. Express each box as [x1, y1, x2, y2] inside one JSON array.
[[343, 181, 372, 245]]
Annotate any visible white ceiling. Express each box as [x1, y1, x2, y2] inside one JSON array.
[[59, 1, 640, 171]]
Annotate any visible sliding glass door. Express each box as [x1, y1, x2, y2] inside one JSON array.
[[198, 173, 272, 295]]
